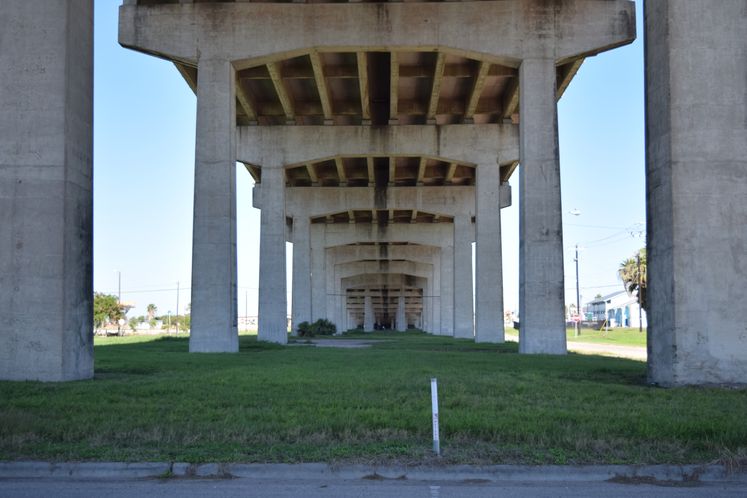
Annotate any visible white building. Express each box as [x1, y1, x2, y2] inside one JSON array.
[[587, 291, 647, 329]]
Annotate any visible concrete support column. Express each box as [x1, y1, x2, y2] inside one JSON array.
[[258, 166, 287, 344], [334, 277, 345, 332], [440, 245, 454, 336], [518, 58, 567, 355], [189, 58, 238, 353], [645, 0, 747, 385], [396, 292, 406, 331], [310, 225, 326, 321], [475, 161, 505, 343], [364, 293, 374, 331], [291, 216, 311, 332], [453, 215, 474, 339], [0, 0, 94, 381]]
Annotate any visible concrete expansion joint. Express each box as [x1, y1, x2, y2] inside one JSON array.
[[1, 461, 745, 484]]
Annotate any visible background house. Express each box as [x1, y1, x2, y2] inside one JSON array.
[[587, 291, 647, 328]]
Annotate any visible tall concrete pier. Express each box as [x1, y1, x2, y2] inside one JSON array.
[[0, 0, 94, 381], [645, 0, 747, 385]]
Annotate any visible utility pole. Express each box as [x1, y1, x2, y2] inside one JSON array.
[[637, 252, 643, 332], [245, 290, 248, 333], [569, 209, 582, 337], [176, 281, 180, 333], [574, 244, 581, 338]]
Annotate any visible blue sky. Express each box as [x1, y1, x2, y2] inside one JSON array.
[[93, 0, 645, 319]]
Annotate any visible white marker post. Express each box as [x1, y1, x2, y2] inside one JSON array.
[[430, 377, 440, 456]]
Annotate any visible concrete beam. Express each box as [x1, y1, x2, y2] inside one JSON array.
[[238, 125, 519, 169], [319, 222, 460, 248], [0, 0, 94, 381], [119, 1, 635, 67], [257, 185, 511, 221], [333, 260, 434, 282], [326, 244, 441, 264]]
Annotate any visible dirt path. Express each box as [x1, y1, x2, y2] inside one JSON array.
[[505, 333, 646, 361]]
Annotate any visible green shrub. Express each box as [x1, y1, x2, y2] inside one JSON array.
[[296, 321, 312, 337], [310, 318, 336, 336], [296, 319, 336, 337]]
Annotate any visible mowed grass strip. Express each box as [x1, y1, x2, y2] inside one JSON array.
[[1, 332, 745, 465], [566, 327, 648, 347]]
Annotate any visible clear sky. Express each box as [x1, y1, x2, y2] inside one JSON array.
[[93, 0, 646, 320]]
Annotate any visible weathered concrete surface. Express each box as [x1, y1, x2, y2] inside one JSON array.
[[239, 125, 519, 168], [475, 162, 505, 343], [518, 58, 567, 355], [258, 166, 288, 344], [119, 1, 635, 66], [291, 216, 311, 332], [189, 59, 238, 353], [266, 186, 511, 220], [645, 0, 747, 385], [453, 215, 474, 339], [0, 0, 94, 381], [363, 294, 374, 331]]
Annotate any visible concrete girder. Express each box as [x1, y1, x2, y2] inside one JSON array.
[[238, 125, 519, 170], [119, 1, 635, 68], [256, 186, 511, 223], [318, 222, 464, 248], [324, 244, 440, 267], [333, 261, 434, 283]]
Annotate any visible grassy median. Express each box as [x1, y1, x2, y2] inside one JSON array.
[[1, 332, 744, 465]]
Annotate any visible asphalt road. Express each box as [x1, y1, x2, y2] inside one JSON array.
[[0, 478, 745, 498]]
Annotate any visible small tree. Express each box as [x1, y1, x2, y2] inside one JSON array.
[[619, 248, 647, 312], [93, 293, 124, 334]]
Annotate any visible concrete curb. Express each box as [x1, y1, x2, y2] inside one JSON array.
[[1, 461, 745, 484]]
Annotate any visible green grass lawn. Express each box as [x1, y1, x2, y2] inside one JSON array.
[[1, 332, 744, 466], [566, 327, 647, 347], [505, 327, 647, 347]]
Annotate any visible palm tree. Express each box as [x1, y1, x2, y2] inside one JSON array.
[[619, 248, 647, 311], [146, 303, 157, 321]]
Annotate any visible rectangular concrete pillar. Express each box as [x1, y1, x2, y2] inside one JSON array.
[[364, 294, 374, 331], [189, 58, 238, 353], [427, 251, 441, 334], [258, 166, 288, 344], [325, 252, 337, 329], [0, 0, 94, 381], [334, 278, 345, 332], [475, 162, 505, 343], [310, 225, 326, 321], [440, 245, 454, 336], [518, 58, 567, 355], [645, 0, 747, 385], [291, 216, 311, 332], [396, 293, 406, 331], [453, 215, 474, 339]]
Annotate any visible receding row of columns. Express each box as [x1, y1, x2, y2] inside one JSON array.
[[186, 56, 567, 353]]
